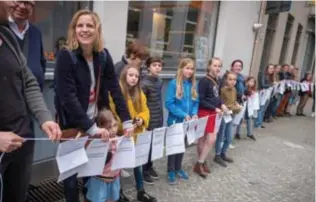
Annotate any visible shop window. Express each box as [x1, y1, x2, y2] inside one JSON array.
[[126, 1, 218, 70], [30, 1, 80, 64]]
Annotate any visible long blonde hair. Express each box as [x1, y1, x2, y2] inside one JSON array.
[[175, 58, 198, 100], [119, 65, 142, 113], [66, 9, 104, 52]]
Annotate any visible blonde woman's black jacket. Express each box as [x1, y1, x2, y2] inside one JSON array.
[[54, 48, 131, 131]]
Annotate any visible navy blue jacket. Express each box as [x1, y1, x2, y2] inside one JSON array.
[[198, 76, 222, 111], [11, 24, 46, 90], [54, 48, 131, 131]]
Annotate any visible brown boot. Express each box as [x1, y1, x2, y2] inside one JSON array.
[[202, 162, 211, 174], [193, 162, 207, 178]]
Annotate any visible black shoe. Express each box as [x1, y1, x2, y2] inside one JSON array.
[[214, 155, 227, 167], [137, 190, 157, 202], [261, 125, 265, 128], [118, 189, 130, 202], [221, 154, 234, 163], [272, 116, 277, 120], [248, 135, 256, 141], [143, 172, 155, 185], [235, 134, 241, 140], [148, 167, 159, 179]]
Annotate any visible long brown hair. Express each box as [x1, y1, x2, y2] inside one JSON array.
[[245, 76, 257, 92], [67, 9, 104, 52], [119, 65, 142, 113], [175, 58, 198, 100], [265, 64, 275, 84]]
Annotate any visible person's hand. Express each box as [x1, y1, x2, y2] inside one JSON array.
[[185, 115, 191, 121], [215, 108, 222, 115], [221, 104, 229, 113], [0, 132, 24, 153], [192, 115, 199, 120], [41, 121, 62, 141], [94, 128, 110, 141], [135, 118, 143, 127], [124, 127, 134, 137]]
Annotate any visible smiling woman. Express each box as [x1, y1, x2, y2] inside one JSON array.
[[54, 9, 132, 202]]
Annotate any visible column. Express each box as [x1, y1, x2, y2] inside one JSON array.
[[94, 1, 129, 63]]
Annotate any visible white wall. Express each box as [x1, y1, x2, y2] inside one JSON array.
[[93, 1, 129, 63], [214, 1, 261, 74]]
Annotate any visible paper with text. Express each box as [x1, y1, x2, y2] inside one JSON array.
[[185, 119, 198, 145], [56, 137, 89, 182], [135, 131, 152, 167], [233, 102, 247, 125], [56, 137, 89, 174], [151, 127, 166, 161], [77, 139, 110, 177], [165, 123, 185, 156], [111, 136, 135, 170], [195, 116, 208, 139]]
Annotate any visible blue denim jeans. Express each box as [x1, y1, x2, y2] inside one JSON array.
[[245, 118, 253, 137], [215, 120, 233, 155], [134, 166, 144, 190], [254, 100, 270, 128], [167, 153, 184, 172], [265, 97, 278, 120]]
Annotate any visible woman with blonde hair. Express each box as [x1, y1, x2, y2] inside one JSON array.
[[54, 9, 133, 202]]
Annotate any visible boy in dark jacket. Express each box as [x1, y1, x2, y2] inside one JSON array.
[[141, 56, 164, 184], [114, 41, 148, 78]]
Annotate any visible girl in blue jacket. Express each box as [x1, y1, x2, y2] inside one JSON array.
[[165, 58, 199, 185]]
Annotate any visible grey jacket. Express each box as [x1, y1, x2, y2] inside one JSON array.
[[0, 26, 52, 127], [141, 75, 164, 130]]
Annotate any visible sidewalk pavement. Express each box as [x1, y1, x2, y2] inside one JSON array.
[[121, 112, 315, 202]]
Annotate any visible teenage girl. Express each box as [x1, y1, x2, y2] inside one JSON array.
[[195, 57, 226, 177], [214, 71, 242, 167], [255, 64, 274, 128], [109, 65, 156, 202], [244, 76, 257, 140], [85, 109, 120, 202], [165, 58, 199, 184]]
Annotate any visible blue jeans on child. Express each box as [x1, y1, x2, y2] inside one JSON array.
[[167, 153, 184, 172], [134, 166, 144, 190], [254, 100, 270, 128], [215, 120, 233, 155]]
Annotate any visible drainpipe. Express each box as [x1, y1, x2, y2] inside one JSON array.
[[249, 0, 266, 76]]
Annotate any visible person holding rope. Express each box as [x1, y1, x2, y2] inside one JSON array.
[[54, 9, 134, 202], [0, 2, 61, 202]]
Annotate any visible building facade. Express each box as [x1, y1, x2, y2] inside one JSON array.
[[29, 1, 315, 183]]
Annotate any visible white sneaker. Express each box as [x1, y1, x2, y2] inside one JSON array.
[[229, 144, 235, 149], [311, 113, 315, 117], [121, 169, 131, 178]]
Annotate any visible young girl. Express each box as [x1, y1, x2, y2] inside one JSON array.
[[244, 77, 257, 140], [214, 71, 242, 167], [165, 58, 199, 184], [85, 109, 120, 202], [286, 65, 299, 115], [141, 57, 164, 184], [195, 57, 226, 177], [297, 72, 313, 116], [109, 65, 156, 202], [271, 65, 282, 118]]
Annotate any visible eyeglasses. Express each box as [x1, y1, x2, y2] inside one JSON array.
[[15, 1, 35, 9]]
